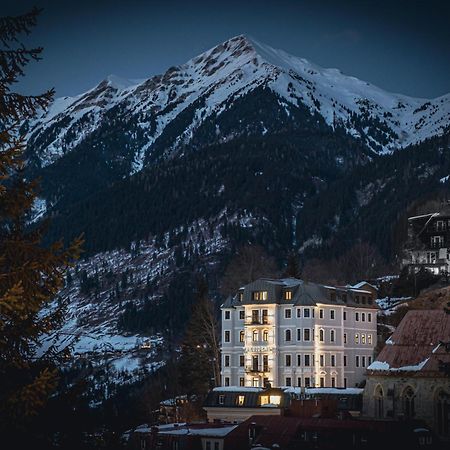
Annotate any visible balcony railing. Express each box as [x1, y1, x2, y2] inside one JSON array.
[[245, 366, 271, 373], [244, 318, 270, 326]]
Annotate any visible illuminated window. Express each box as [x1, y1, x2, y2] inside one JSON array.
[[368, 334, 372, 345], [252, 378, 259, 387], [238, 395, 245, 406], [263, 330, 269, 342], [362, 334, 366, 344], [238, 292, 243, 301], [253, 291, 268, 301], [239, 330, 245, 342], [269, 395, 281, 405], [260, 395, 269, 405], [285, 291, 292, 300], [252, 330, 258, 342], [355, 333, 359, 344]]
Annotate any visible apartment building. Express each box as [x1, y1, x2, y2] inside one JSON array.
[[220, 278, 378, 389]]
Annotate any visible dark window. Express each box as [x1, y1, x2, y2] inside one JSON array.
[[225, 310, 231, 319], [285, 329, 292, 342], [239, 310, 245, 320], [286, 354, 291, 366]]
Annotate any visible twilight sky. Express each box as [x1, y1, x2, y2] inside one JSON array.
[[4, 0, 450, 98]]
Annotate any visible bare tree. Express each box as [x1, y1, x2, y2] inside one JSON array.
[[220, 244, 279, 296]]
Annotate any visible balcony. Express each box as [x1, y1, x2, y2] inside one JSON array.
[[245, 366, 271, 374], [244, 318, 270, 326]]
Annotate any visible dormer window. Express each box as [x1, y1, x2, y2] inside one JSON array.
[[285, 291, 292, 300], [253, 291, 267, 301], [342, 293, 347, 303], [355, 296, 360, 304], [238, 292, 244, 302], [330, 292, 336, 302]]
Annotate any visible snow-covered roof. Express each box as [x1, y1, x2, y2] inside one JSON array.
[[368, 310, 450, 374]]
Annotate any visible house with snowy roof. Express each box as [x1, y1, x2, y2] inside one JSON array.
[[363, 309, 450, 441]]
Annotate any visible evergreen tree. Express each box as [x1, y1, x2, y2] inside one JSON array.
[[284, 250, 301, 278], [0, 8, 82, 441]]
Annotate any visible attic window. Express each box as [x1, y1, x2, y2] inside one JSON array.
[[355, 296, 360, 304], [238, 292, 243, 301], [342, 293, 347, 303], [285, 291, 292, 300], [253, 291, 268, 301], [330, 292, 336, 302]]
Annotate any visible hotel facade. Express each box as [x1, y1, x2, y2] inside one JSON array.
[[220, 278, 378, 389]]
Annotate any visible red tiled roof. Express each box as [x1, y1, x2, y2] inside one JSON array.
[[369, 310, 450, 373]]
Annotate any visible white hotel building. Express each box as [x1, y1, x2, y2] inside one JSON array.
[[220, 278, 378, 389]]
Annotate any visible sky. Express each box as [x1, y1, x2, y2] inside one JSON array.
[[4, 0, 450, 99]]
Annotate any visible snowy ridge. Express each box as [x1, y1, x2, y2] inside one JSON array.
[[27, 34, 450, 170]]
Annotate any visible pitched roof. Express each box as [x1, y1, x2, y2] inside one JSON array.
[[222, 277, 378, 309], [368, 309, 450, 374]]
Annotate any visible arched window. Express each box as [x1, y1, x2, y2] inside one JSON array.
[[435, 390, 449, 437], [263, 330, 269, 342], [239, 330, 245, 342], [402, 386, 415, 419], [285, 329, 292, 342], [319, 329, 324, 342], [374, 385, 384, 418], [252, 330, 258, 342]]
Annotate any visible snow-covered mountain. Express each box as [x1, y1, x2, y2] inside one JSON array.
[[26, 34, 450, 173]]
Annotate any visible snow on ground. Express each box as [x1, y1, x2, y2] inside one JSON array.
[[376, 296, 412, 312]]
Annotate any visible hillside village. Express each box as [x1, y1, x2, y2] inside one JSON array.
[[1, 5, 450, 450], [121, 206, 450, 450]]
